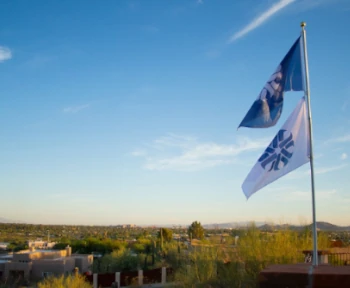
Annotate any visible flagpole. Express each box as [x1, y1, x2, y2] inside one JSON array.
[[300, 22, 318, 266]]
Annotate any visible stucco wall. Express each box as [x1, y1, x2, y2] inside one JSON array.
[[31, 258, 75, 280]]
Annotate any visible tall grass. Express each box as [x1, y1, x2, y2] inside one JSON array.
[[37, 275, 92, 288], [171, 224, 330, 287], [238, 224, 328, 262]]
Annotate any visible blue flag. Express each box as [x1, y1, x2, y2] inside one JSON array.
[[239, 37, 303, 128]]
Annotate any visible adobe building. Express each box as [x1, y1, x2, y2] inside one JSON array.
[[0, 245, 93, 281]]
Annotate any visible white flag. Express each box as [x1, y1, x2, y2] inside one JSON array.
[[242, 97, 310, 199]]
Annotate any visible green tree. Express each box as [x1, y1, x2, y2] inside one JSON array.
[[157, 228, 173, 242], [6, 243, 16, 251], [188, 221, 204, 240], [142, 230, 149, 238]]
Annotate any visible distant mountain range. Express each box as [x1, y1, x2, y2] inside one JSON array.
[[0, 217, 23, 224], [203, 221, 265, 229], [1, 218, 349, 231], [203, 221, 350, 232], [0, 217, 13, 223]]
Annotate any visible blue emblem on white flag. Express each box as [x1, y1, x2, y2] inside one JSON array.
[[259, 129, 294, 171], [239, 37, 303, 128], [242, 97, 310, 199]]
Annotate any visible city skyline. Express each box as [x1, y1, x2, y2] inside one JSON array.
[[1, 0, 350, 225]]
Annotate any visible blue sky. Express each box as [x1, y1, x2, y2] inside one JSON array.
[[1, 0, 350, 226]]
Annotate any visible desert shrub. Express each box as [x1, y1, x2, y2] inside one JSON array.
[[37, 274, 92, 288]]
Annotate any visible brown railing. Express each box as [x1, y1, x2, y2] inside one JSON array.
[[328, 253, 350, 266], [85, 267, 167, 287]]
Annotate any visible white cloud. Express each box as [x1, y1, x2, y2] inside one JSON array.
[[278, 189, 336, 201], [326, 134, 350, 144], [314, 164, 348, 175], [205, 50, 221, 59], [291, 0, 348, 12], [229, 0, 295, 43], [144, 157, 232, 171], [152, 133, 197, 150], [133, 133, 268, 171], [340, 153, 348, 160], [314, 153, 323, 160], [0, 46, 12, 62], [63, 104, 89, 114], [131, 150, 147, 157], [23, 55, 52, 69], [285, 164, 347, 179]]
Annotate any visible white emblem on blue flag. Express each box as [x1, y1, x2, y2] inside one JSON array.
[[242, 97, 310, 199], [239, 37, 303, 128]]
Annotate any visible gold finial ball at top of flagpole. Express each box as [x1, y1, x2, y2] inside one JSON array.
[[300, 22, 306, 28]]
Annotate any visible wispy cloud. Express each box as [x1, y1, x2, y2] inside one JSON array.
[[314, 153, 323, 160], [197, 0, 203, 4], [291, 0, 348, 13], [152, 133, 197, 150], [314, 164, 348, 175], [0, 46, 12, 62], [327, 134, 350, 144], [132, 133, 268, 171], [229, 0, 295, 43], [63, 104, 90, 114], [341, 153, 348, 160], [23, 55, 53, 69], [204, 50, 221, 59], [285, 164, 347, 179], [278, 189, 336, 202], [131, 149, 147, 157]]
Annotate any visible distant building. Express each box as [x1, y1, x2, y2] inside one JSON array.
[[0, 246, 93, 281], [116, 224, 137, 229], [0, 243, 10, 250], [27, 240, 56, 249]]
